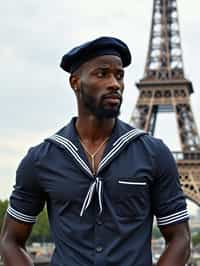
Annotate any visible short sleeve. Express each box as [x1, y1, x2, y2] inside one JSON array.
[[152, 139, 189, 227], [7, 146, 45, 223]]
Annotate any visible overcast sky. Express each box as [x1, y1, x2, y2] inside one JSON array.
[[1, 0, 200, 213]]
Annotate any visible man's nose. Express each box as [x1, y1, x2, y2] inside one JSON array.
[[107, 75, 121, 90]]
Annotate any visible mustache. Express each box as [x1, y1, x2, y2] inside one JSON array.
[[102, 91, 122, 100]]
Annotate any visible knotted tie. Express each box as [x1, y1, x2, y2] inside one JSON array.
[[80, 177, 103, 216]]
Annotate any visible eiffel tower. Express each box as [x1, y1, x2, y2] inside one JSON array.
[[130, 0, 200, 206]]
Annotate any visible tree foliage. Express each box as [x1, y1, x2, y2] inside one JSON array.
[[0, 199, 8, 230], [0, 199, 51, 243], [192, 231, 200, 247], [152, 226, 162, 239], [29, 207, 51, 243]]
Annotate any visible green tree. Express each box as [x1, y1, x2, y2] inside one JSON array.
[[0, 200, 51, 243], [152, 226, 162, 239], [29, 208, 51, 243], [192, 231, 200, 247], [0, 199, 8, 231]]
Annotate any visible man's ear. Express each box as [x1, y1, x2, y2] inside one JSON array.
[[69, 74, 80, 92]]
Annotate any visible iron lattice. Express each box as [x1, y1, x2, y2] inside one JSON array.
[[130, 0, 200, 206]]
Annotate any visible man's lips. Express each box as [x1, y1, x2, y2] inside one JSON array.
[[103, 93, 122, 100], [103, 94, 122, 104]]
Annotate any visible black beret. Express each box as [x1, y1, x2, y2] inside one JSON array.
[[60, 36, 132, 73]]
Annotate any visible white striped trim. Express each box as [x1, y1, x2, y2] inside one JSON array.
[[157, 214, 189, 226], [50, 135, 93, 177], [158, 212, 189, 223], [99, 129, 143, 167], [7, 206, 36, 223], [113, 128, 144, 147], [118, 181, 147, 185], [157, 209, 189, 226], [157, 210, 187, 221], [98, 129, 144, 172], [53, 134, 78, 151], [96, 178, 103, 214]]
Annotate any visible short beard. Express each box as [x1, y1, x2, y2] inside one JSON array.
[[80, 86, 121, 119]]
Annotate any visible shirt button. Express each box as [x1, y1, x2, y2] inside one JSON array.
[[96, 246, 103, 253]]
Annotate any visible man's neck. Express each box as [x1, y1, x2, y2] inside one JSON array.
[[75, 115, 116, 143]]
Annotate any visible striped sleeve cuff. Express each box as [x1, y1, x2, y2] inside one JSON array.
[[156, 209, 189, 226], [7, 205, 37, 223]]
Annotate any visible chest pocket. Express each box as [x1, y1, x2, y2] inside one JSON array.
[[114, 177, 150, 218]]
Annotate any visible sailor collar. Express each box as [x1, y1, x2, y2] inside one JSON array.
[[46, 117, 146, 216]]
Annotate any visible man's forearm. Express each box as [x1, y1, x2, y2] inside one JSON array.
[[157, 237, 190, 266], [0, 241, 33, 266]]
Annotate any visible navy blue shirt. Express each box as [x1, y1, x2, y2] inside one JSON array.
[[8, 118, 189, 266]]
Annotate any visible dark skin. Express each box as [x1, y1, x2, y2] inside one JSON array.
[[70, 55, 124, 173], [0, 216, 34, 266], [0, 55, 191, 265]]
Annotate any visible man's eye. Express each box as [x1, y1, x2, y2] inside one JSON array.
[[97, 71, 106, 78], [116, 73, 124, 80]]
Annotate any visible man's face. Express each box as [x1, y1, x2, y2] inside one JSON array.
[[76, 55, 124, 119]]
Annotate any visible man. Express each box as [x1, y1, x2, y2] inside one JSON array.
[[0, 36, 190, 265]]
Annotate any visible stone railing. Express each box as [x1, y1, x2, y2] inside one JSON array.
[[172, 151, 200, 161]]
